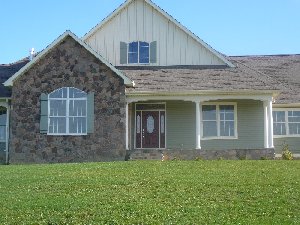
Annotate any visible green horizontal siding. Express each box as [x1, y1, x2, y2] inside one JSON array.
[[202, 100, 264, 150], [130, 100, 265, 150], [274, 138, 300, 154], [166, 101, 196, 149]]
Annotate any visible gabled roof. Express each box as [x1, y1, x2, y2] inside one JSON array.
[[4, 31, 132, 87], [83, 0, 235, 68], [0, 58, 30, 97]]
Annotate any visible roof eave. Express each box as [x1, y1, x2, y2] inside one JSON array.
[[126, 89, 280, 97]]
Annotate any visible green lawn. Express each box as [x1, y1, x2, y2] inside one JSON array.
[[0, 161, 299, 224]]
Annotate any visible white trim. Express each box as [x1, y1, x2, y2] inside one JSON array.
[[195, 101, 201, 149], [273, 108, 300, 138], [47, 87, 87, 136], [268, 100, 274, 148], [126, 92, 276, 104], [125, 103, 129, 150], [134, 102, 166, 149], [4, 31, 132, 87], [201, 102, 238, 140], [263, 101, 269, 148], [82, 0, 234, 67]]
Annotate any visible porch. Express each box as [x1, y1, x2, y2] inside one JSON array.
[[125, 93, 276, 160]]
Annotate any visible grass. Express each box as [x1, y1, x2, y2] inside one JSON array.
[[0, 161, 299, 224]]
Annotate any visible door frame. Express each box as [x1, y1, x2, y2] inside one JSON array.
[[134, 102, 166, 149]]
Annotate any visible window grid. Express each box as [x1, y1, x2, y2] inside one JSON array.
[[273, 109, 300, 136], [48, 87, 87, 135], [202, 103, 236, 139], [127, 41, 150, 64]]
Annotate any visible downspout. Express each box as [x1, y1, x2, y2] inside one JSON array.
[[5, 99, 10, 165]]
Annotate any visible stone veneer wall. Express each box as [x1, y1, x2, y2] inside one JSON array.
[[128, 149, 275, 160], [9, 36, 126, 164]]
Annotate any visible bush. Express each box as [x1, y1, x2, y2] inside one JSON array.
[[282, 143, 293, 160]]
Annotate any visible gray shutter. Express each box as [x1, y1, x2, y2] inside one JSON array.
[[120, 42, 128, 64], [40, 93, 48, 133], [87, 92, 94, 134], [150, 41, 157, 63]]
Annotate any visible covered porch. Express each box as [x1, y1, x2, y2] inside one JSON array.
[[124, 92, 275, 160]]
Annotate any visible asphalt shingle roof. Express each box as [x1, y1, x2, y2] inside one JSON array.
[[0, 58, 30, 97], [230, 55, 300, 104]]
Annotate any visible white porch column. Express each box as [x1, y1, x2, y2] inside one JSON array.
[[195, 101, 201, 149], [267, 100, 274, 148], [263, 101, 269, 148], [125, 102, 129, 150]]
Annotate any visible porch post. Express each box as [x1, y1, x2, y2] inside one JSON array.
[[125, 102, 129, 150], [195, 101, 201, 149], [263, 101, 269, 148], [267, 100, 274, 148]]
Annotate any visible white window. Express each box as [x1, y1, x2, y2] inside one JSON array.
[[273, 109, 300, 136], [128, 41, 150, 64], [201, 103, 237, 139], [0, 109, 6, 143], [48, 87, 87, 135]]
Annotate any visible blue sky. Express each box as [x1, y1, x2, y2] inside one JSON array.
[[1, 0, 299, 64]]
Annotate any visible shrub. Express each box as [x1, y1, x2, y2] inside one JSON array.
[[282, 143, 293, 160]]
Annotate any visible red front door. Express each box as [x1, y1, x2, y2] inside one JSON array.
[[142, 111, 159, 148]]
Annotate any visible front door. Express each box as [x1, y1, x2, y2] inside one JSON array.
[[142, 111, 159, 148], [135, 104, 166, 149]]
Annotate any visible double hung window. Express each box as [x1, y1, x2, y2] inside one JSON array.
[[202, 103, 236, 138], [273, 109, 300, 136]]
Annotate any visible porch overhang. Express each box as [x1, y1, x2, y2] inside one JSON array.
[[125, 90, 280, 103]]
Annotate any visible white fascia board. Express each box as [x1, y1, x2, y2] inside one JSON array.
[[126, 90, 279, 97], [4, 31, 132, 87], [273, 103, 300, 108], [125, 90, 278, 103], [82, 0, 235, 68]]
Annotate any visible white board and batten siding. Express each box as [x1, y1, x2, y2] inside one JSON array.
[[84, 0, 226, 67]]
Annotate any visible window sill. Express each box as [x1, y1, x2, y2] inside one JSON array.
[[201, 136, 238, 140], [274, 135, 300, 138]]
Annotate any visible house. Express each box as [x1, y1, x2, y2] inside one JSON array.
[[0, 0, 299, 164]]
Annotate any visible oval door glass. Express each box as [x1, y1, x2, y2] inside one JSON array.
[[147, 116, 154, 133]]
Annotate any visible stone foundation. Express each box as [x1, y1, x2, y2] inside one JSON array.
[[127, 148, 275, 160]]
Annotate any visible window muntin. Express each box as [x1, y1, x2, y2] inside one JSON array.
[[274, 109, 300, 136], [128, 42, 138, 63], [0, 109, 6, 142], [273, 111, 286, 135], [128, 41, 149, 64], [48, 87, 87, 135], [202, 103, 236, 138]]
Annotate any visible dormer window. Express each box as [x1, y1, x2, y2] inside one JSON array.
[[120, 41, 157, 65]]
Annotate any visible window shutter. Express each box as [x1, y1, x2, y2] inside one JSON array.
[[120, 42, 128, 64], [87, 92, 94, 134], [40, 93, 48, 134], [150, 41, 157, 63]]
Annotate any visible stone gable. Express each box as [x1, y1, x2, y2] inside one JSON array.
[[10, 36, 126, 163]]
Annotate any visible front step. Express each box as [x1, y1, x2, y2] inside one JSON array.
[[127, 150, 163, 160]]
